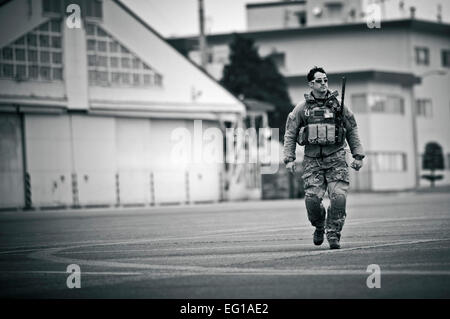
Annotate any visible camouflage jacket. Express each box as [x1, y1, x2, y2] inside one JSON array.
[[283, 90, 365, 163]]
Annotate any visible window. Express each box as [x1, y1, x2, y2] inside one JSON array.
[[351, 94, 368, 113], [132, 57, 140, 69], [133, 74, 140, 85], [16, 65, 26, 78], [51, 36, 61, 49], [110, 57, 119, 68], [97, 41, 107, 52], [112, 72, 121, 83], [0, 19, 63, 82], [370, 152, 407, 172], [121, 57, 130, 68], [53, 68, 63, 80], [27, 34, 37, 47], [326, 2, 343, 18], [2, 48, 13, 60], [442, 49, 450, 68], [87, 40, 96, 51], [415, 47, 429, 65], [28, 66, 38, 79], [97, 56, 107, 67], [39, 35, 50, 47], [40, 51, 50, 63], [40, 66, 51, 80], [86, 24, 96, 36], [109, 42, 119, 53], [52, 52, 62, 64], [14, 37, 25, 46], [15, 49, 25, 61], [28, 50, 38, 62], [295, 11, 307, 27], [2, 64, 13, 77], [88, 55, 96, 66], [416, 99, 432, 117], [368, 94, 404, 114], [51, 20, 61, 33], [85, 23, 163, 87]]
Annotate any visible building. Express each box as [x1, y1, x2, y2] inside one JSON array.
[[169, 5, 450, 191], [0, 0, 253, 209], [245, 0, 450, 31]]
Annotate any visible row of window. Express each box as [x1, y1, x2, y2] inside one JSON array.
[[366, 152, 450, 172], [350, 94, 435, 118], [0, 63, 62, 80], [351, 94, 404, 114], [415, 47, 450, 67], [368, 152, 407, 172], [0, 20, 63, 82], [88, 71, 162, 86], [2, 49, 62, 64], [86, 23, 163, 88]]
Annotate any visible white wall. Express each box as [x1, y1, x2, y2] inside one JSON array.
[[410, 31, 450, 186], [367, 82, 415, 190], [0, 113, 24, 208], [25, 114, 72, 206], [247, 2, 307, 31], [88, 0, 244, 115]]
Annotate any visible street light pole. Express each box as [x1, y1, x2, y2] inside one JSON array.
[[198, 0, 207, 70]]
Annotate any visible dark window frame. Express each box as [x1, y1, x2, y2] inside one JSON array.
[[415, 46, 430, 65]]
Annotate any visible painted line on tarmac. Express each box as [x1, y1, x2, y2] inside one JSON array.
[[58, 240, 396, 255], [172, 270, 450, 276], [28, 238, 450, 278], [0, 270, 142, 276], [3, 215, 446, 256]]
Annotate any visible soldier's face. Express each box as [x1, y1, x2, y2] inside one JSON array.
[[309, 72, 328, 94]]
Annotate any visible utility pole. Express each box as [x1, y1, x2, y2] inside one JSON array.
[[198, 0, 207, 70]]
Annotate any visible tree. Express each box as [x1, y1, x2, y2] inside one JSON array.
[[421, 142, 444, 187], [220, 34, 292, 141]]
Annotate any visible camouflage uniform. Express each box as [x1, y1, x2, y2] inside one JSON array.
[[283, 90, 365, 241]]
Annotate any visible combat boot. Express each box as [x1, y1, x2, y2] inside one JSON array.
[[327, 232, 340, 249], [313, 227, 325, 245]]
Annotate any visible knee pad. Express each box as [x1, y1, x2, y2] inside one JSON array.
[[305, 194, 321, 212], [330, 193, 346, 210], [305, 195, 325, 227]]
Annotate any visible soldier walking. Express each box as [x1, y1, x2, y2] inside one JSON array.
[[283, 66, 365, 249]]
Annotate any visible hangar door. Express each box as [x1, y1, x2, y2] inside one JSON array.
[[0, 113, 24, 208]]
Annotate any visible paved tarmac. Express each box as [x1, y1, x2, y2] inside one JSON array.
[[0, 191, 449, 298]]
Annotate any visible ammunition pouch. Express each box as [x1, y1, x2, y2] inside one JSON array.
[[298, 124, 345, 146]]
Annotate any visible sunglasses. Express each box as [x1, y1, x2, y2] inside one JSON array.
[[312, 78, 328, 84]]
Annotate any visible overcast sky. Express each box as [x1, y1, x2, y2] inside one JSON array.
[[120, 0, 274, 37]]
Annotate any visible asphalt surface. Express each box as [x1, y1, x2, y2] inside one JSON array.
[[0, 191, 449, 299]]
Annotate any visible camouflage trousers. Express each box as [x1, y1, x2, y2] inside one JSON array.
[[301, 149, 350, 238]]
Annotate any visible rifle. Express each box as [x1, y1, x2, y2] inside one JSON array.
[[337, 76, 346, 143], [340, 76, 346, 114]]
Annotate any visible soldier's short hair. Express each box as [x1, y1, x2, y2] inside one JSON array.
[[307, 66, 326, 82]]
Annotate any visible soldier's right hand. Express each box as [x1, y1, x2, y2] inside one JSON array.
[[286, 161, 296, 174]]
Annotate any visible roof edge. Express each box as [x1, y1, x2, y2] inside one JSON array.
[[113, 0, 247, 113]]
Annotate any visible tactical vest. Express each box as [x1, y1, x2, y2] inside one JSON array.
[[297, 96, 346, 146]]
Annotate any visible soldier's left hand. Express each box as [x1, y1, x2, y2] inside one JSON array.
[[350, 159, 363, 171]]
